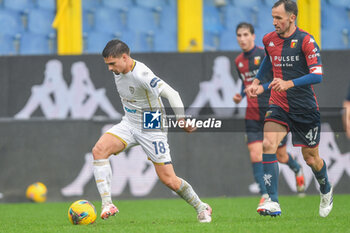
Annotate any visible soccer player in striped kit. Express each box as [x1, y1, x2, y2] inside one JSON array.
[[246, 0, 333, 217], [233, 22, 305, 210]]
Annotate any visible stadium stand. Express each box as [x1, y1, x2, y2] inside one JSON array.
[[0, 0, 349, 55]]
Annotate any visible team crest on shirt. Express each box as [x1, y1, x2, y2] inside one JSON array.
[[265, 111, 272, 118], [129, 86, 135, 94], [254, 56, 261, 65], [291, 39, 298, 48]]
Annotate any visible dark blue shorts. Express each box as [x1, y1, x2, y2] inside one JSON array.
[[245, 119, 287, 147], [264, 105, 321, 147]]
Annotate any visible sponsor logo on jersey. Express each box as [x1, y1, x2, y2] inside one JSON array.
[[129, 86, 135, 94], [124, 106, 137, 114], [269, 41, 275, 47], [254, 56, 261, 65], [143, 110, 161, 129], [309, 38, 315, 43], [238, 62, 244, 68], [150, 77, 161, 88], [290, 39, 298, 48]]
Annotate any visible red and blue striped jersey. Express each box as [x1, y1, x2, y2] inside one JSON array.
[[263, 27, 322, 113], [235, 46, 272, 121]]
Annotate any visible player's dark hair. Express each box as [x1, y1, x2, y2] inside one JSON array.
[[102, 39, 130, 58], [273, 0, 298, 17], [236, 22, 255, 35]]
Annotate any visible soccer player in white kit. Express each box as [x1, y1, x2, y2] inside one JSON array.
[[92, 39, 212, 223]]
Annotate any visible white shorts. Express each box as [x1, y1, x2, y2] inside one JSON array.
[[106, 120, 171, 164]]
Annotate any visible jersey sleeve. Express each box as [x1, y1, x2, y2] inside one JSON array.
[[302, 35, 323, 75], [137, 69, 166, 97]]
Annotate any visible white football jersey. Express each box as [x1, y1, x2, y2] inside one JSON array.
[[113, 60, 166, 127]]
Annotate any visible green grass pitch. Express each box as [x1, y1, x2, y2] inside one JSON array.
[[0, 195, 349, 233]]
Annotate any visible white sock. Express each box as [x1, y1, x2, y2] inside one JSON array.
[[93, 159, 112, 206], [176, 178, 206, 213]]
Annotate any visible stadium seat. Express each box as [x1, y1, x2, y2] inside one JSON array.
[[219, 30, 240, 51], [84, 31, 114, 54], [158, 5, 177, 32], [27, 9, 56, 35], [321, 5, 349, 30], [4, 0, 34, 11], [19, 33, 53, 55], [327, 0, 350, 7], [204, 31, 220, 51], [0, 9, 23, 35], [224, 6, 251, 30], [134, 0, 165, 9], [204, 6, 224, 33], [102, 0, 133, 9], [83, 9, 95, 32], [232, 0, 259, 7], [36, 0, 56, 10], [0, 34, 17, 55], [262, 0, 276, 7], [94, 7, 125, 33], [127, 7, 158, 32], [82, 0, 101, 10], [154, 30, 177, 52], [322, 28, 349, 50]]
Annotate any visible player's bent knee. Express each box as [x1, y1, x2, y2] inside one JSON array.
[[262, 139, 277, 153], [92, 143, 110, 160]]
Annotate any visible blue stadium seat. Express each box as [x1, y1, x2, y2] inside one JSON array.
[[134, 0, 165, 9], [232, 0, 259, 7], [127, 7, 158, 32], [0, 34, 16, 55], [262, 0, 276, 7], [84, 31, 114, 54], [204, 6, 224, 33], [321, 5, 349, 30], [4, 0, 34, 11], [102, 0, 133, 9], [82, 0, 101, 10], [224, 6, 250, 30], [322, 28, 349, 50], [83, 9, 95, 32], [0, 9, 23, 35], [219, 30, 240, 51], [28, 9, 56, 35], [94, 7, 125, 33], [19, 33, 52, 55], [327, 0, 350, 7], [204, 31, 220, 51], [114, 30, 154, 52], [154, 31, 177, 52], [158, 5, 177, 32], [36, 0, 56, 10]]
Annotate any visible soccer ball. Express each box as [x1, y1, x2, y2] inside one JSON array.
[[68, 200, 97, 225], [25, 182, 47, 203]]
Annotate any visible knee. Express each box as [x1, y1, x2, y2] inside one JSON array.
[[304, 156, 316, 167], [92, 143, 109, 160], [276, 151, 288, 164], [262, 138, 277, 153], [250, 150, 262, 162]]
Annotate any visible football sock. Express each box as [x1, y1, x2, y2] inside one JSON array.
[[176, 178, 206, 213], [252, 162, 268, 195], [286, 153, 301, 174], [312, 159, 331, 194], [263, 153, 279, 203], [93, 159, 112, 206]]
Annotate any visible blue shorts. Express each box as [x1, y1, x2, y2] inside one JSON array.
[[264, 105, 321, 147], [245, 119, 287, 147]]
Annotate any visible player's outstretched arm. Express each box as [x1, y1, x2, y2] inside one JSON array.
[[160, 83, 196, 133]]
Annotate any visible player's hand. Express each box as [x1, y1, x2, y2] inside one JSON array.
[[178, 118, 197, 133], [233, 94, 242, 104], [256, 85, 265, 95], [268, 78, 294, 92], [245, 84, 259, 98]]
